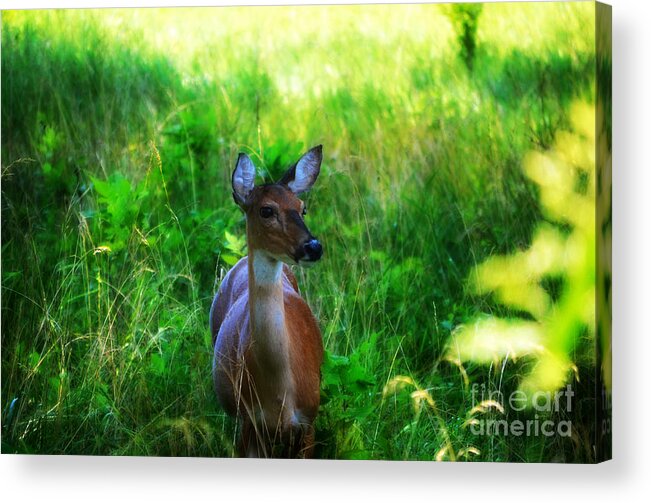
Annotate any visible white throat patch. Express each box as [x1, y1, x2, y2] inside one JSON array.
[[252, 251, 283, 285]]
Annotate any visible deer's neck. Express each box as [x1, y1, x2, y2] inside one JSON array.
[[248, 250, 292, 380]]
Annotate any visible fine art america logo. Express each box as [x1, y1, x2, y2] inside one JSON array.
[[470, 384, 574, 438]]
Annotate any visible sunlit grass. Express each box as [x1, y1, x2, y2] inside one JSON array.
[[2, 3, 598, 460]]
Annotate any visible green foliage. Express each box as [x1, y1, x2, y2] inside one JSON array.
[[317, 346, 376, 459], [1, 3, 597, 461], [91, 173, 141, 251]]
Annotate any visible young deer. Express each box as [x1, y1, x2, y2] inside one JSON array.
[[210, 145, 324, 458]]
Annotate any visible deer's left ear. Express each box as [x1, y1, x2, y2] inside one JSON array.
[[280, 145, 322, 194]]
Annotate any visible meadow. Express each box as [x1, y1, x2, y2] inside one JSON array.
[[1, 3, 604, 461]]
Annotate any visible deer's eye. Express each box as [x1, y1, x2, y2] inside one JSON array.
[[259, 206, 274, 219]]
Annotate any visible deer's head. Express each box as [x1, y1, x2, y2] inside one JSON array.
[[231, 145, 323, 267]]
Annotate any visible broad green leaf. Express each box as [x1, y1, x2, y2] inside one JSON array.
[[149, 353, 165, 376], [221, 253, 240, 266], [28, 351, 40, 370]]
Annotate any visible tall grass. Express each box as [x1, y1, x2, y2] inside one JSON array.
[[2, 3, 597, 460]]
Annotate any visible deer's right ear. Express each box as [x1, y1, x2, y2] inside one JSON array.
[[232, 153, 256, 208]]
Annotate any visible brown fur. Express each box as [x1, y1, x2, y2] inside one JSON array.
[[211, 180, 323, 458]]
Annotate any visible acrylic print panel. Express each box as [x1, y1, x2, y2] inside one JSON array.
[[0, 1, 611, 462]]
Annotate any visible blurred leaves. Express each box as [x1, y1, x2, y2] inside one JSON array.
[[448, 318, 544, 364], [447, 102, 597, 402]]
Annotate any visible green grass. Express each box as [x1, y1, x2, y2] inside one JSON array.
[[1, 3, 599, 461]]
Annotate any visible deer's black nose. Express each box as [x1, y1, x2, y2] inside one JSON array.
[[304, 239, 323, 261]]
